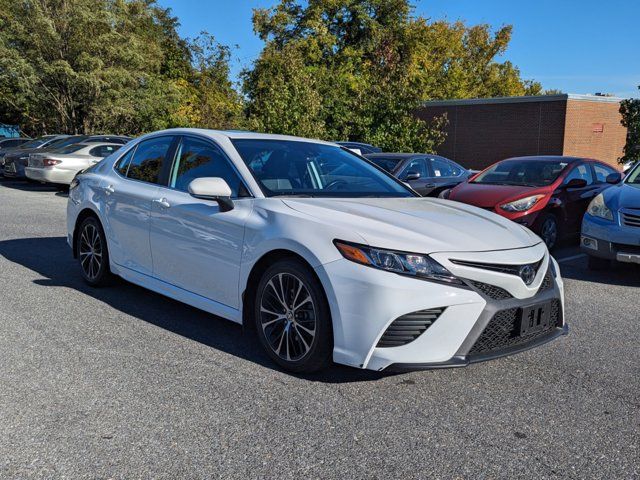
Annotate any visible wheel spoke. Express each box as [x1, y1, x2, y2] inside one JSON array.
[[293, 295, 311, 311]]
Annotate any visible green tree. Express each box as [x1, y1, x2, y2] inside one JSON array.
[[620, 87, 640, 165], [243, 0, 541, 151], [0, 0, 242, 136]]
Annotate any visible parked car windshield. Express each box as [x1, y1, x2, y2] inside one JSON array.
[[20, 137, 51, 149], [625, 163, 640, 186], [232, 139, 414, 197], [367, 156, 403, 173], [472, 159, 569, 187]]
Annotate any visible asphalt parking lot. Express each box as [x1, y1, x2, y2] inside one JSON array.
[[0, 178, 638, 479]]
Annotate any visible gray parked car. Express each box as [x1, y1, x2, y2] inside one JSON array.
[[365, 153, 473, 197], [2, 135, 71, 177], [3, 134, 130, 179]]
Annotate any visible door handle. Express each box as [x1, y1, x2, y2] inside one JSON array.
[[153, 198, 171, 209], [103, 185, 115, 195], [425, 183, 436, 188]]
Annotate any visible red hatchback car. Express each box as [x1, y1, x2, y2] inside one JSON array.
[[445, 156, 622, 249]]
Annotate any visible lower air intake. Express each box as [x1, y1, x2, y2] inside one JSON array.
[[376, 308, 445, 348], [469, 300, 562, 356]]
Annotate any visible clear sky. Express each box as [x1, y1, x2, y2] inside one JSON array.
[[159, 0, 640, 98]]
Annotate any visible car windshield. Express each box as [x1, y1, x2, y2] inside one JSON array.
[[625, 163, 640, 186], [473, 159, 569, 187], [232, 139, 413, 197], [20, 137, 50, 149], [367, 156, 403, 173], [46, 136, 87, 149]]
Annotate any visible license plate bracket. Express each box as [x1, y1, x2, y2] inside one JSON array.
[[518, 302, 552, 336]]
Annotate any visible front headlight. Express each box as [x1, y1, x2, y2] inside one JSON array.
[[500, 194, 545, 212], [334, 240, 463, 285], [587, 193, 613, 221]]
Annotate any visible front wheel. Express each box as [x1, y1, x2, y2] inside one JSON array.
[[254, 259, 333, 373], [538, 214, 559, 250], [77, 216, 113, 287]]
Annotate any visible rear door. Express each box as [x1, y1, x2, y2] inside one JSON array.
[[102, 136, 176, 276], [427, 156, 466, 196]]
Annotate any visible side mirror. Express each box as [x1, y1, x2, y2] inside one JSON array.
[[563, 178, 588, 189], [606, 172, 622, 184], [404, 171, 421, 181], [188, 177, 234, 212]]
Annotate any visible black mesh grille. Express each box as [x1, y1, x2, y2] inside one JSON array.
[[538, 268, 553, 292], [470, 281, 513, 300], [469, 300, 562, 356], [377, 308, 444, 348], [450, 258, 543, 277]]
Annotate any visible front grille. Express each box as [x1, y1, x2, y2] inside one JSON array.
[[377, 308, 445, 348], [450, 258, 543, 278], [621, 210, 640, 228], [469, 300, 561, 356], [470, 281, 513, 300]]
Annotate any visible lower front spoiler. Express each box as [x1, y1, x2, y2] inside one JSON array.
[[385, 323, 569, 372]]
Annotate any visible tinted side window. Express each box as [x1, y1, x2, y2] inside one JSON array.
[[170, 137, 242, 197], [565, 164, 594, 185], [127, 137, 173, 184], [115, 147, 136, 176], [90, 145, 118, 157], [430, 157, 461, 177], [593, 163, 617, 183]]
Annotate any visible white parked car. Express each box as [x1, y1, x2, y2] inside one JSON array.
[[26, 142, 121, 185], [66, 129, 567, 372]]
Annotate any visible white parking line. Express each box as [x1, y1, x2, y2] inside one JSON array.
[[556, 253, 587, 263]]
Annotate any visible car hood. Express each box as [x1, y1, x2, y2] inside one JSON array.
[[449, 183, 548, 208], [603, 183, 640, 210], [282, 197, 540, 253]]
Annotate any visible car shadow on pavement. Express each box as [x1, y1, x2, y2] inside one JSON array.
[[0, 236, 389, 384], [558, 258, 639, 287], [0, 177, 59, 192]]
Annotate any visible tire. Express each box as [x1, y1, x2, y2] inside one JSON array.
[[538, 214, 559, 250], [76, 216, 113, 287], [587, 255, 610, 271], [253, 258, 333, 373]]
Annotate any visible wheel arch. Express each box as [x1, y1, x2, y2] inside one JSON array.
[[72, 207, 102, 258], [241, 249, 329, 332]]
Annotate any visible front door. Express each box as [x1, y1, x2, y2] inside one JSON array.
[[149, 135, 251, 309]]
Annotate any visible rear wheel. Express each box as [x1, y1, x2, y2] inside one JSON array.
[[77, 216, 113, 286], [254, 259, 332, 373]]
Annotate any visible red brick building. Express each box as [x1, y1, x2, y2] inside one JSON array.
[[416, 94, 628, 170]]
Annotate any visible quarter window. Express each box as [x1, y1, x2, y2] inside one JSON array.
[[593, 163, 617, 183], [170, 137, 243, 197], [564, 164, 594, 185], [126, 136, 173, 184]]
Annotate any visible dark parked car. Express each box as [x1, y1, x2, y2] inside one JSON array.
[[2, 135, 70, 177], [365, 153, 473, 197], [445, 156, 621, 249], [0, 137, 30, 152], [335, 141, 382, 154], [3, 134, 131, 179]]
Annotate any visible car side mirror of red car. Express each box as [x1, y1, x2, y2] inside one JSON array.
[[606, 172, 622, 184], [563, 178, 588, 189]]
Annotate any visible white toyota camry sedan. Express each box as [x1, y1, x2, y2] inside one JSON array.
[[67, 129, 567, 372]]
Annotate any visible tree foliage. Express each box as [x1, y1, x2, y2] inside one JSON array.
[[243, 0, 541, 151], [0, 0, 242, 136], [620, 87, 640, 165]]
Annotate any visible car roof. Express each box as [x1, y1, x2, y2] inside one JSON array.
[[501, 155, 590, 163], [365, 152, 449, 160], [142, 128, 337, 146]]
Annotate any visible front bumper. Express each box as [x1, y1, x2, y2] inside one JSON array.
[[316, 247, 565, 371], [581, 214, 640, 263]]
